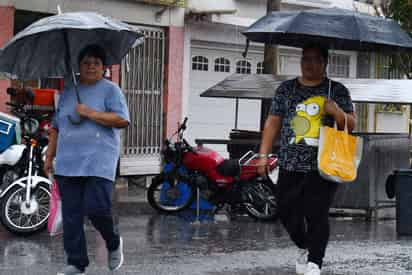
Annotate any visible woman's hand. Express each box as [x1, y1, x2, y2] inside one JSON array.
[[257, 157, 269, 178], [43, 157, 53, 178], [75, 104, 128, 128], [76, 104, 96, 119], [324, 99, 343, 118]]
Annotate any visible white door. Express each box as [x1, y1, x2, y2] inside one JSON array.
[[188, 45, 263, 157]]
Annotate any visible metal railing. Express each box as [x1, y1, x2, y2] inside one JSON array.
[[121, 27, 165, 157]]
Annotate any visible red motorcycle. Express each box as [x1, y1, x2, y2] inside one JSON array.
[[147, 118, 279, 220]]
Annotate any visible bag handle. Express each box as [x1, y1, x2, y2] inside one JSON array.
[[328, 80, 348, 133], [328, 79, 332, 99]]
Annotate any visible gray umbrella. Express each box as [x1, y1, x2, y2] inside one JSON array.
[[243, 8, 412, 52], [0, 11, 144, 80], [0, 11, 144, 123]]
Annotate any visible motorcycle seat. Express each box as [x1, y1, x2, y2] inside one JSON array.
[[216, 159, 240, 177]]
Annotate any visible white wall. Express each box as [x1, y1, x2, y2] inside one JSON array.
[[0, 0, 185, 27]]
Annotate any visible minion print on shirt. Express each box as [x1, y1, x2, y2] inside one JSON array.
[[290, 96, 325, 147]]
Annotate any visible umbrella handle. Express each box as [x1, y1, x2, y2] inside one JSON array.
[[68, 84, 85, 124], [64, 30, 84, 125]]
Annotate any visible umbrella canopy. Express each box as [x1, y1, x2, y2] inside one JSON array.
[[201, 74, 412, 104], [243, 8, 412, 52], [0, 11, 144, 80]]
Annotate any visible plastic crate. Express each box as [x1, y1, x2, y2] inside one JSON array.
[[33, 88, 56, 106]]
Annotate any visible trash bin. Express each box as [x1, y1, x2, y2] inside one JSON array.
[[227, 129, 279, 159], [227, 129, 261, 159], [394, 169, 412, 235]]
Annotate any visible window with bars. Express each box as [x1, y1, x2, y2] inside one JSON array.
[[214, 57, 230, 73], [236, 60, 251, 74], [328, 54, 350, 78], [192, 56, 209, 71], [375, 54, 401, 79], [353, 103, 368, 132], [256, 62, 264, 74]]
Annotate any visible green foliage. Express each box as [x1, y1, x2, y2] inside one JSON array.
[[378, 0, 412, 78], [388, 0, 412, 33]]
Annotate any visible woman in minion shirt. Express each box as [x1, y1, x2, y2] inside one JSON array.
[[257, 43, 356, 275]]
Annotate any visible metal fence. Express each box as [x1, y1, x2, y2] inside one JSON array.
[[121, 27, 165, 157]]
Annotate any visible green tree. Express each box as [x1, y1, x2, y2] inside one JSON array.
[[376, 0, 412, 78]]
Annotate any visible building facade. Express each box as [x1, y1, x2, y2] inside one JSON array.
[[183, 0, 410, 157], [0, 0, 409, 175], [0, 0, 187, 175]]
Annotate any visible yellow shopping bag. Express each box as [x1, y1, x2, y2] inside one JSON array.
[[318, 118, 363, 183]]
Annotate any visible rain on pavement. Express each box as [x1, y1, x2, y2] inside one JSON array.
[[1, 204, 412, 275]]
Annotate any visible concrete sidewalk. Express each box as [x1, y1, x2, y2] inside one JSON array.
[[113, 177, 155, 215]]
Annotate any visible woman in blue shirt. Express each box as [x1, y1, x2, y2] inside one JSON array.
[[44, 44, 130, 275]]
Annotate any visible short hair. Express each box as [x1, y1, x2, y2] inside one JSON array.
[[302, 42, 329, 64], [78, 44, 107, 66]]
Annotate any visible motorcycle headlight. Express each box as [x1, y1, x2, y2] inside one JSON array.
[[23, 118, 39, 135]]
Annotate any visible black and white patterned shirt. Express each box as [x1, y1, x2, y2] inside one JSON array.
[[270, 77, 354, 172]]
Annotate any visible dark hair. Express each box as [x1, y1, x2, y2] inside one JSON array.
[[302, 42, 329, 64], [78, 44, 107, 66]]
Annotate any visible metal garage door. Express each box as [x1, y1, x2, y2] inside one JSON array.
[[188, 43, 263, 157]]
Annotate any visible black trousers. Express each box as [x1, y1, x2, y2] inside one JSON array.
[[277, 169, 338, 268], [56, 176, 120, 271]]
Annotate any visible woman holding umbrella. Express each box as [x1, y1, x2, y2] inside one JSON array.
[[244, 7, 412, 275], [44, 44, 130, 275], [257, 43, 356, 275]]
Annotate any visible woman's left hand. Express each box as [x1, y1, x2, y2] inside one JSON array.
[[76, 104, 96, 119], [324, 99, 342, 118]]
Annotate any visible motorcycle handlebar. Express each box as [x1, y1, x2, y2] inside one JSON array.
[[178, 117, 188, 132], [5, 102, 18, 108]]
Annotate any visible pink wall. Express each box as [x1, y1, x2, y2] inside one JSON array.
[[164, 26, 184, 137], [0, 6, 14, 113]]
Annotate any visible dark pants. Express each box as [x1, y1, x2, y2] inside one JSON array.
[[56, 176, 120, 272], [277, 169, 337, 268]]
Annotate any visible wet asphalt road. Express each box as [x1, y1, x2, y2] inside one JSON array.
[[0, 210, 411, 275]]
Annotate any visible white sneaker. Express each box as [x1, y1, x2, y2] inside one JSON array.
[[296, 248, 308, 274], [304, 262, 321, 275]]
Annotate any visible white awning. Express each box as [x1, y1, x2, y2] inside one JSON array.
[[338, 78, 412, 104], [201, 74, 412, 104], [211, 14, 256, 28], [187, 0, 237, 14], [283, 0, 332, 8]]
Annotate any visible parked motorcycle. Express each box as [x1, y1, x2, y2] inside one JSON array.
[[0, 88, 52, 235], [147, 118, 279, 221]]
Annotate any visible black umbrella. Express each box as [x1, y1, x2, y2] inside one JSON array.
[[242, 8, 412, 52]]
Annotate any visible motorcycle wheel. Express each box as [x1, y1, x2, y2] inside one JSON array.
[[0, 183, 50, 236], [147, 174, 195, 213], [244, 181, 278, 221]]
